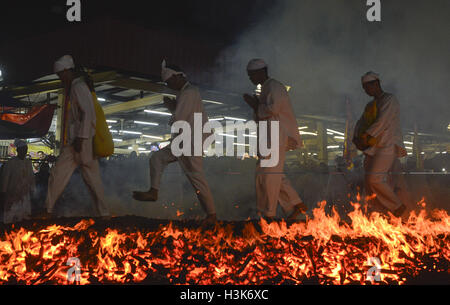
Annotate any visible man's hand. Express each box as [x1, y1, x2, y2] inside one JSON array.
[[361, 133, 379, 147], [163, 96, 176, 113], [243, 94, 259, 112], [73, 137, 83, 153]]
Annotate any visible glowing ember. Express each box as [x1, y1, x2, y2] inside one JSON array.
[[0, 200, 448, 285]]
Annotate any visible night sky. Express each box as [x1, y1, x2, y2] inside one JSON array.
[[1, 1, 274, 45]]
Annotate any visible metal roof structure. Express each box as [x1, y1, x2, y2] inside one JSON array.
[[1, 66, 448, 167]]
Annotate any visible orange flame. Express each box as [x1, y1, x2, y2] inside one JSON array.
[[0, 200, 448, 285]]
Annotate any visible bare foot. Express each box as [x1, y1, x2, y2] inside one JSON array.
[[392, 204, 407, 218], [262, 216, 275, 223], [287, 202, 307, 221], [200, 214, 217, 229], [132, 188, 158, 201], [36, 211, 53, 220]]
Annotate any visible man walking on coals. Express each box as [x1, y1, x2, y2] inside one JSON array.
[[133, 61, 217, 226], [42, 55, 110, 219], [243, 59, 307, 222], [353, 72, 409, 217]]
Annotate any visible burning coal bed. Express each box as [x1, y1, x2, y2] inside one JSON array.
[[0, 202, 449, 285]]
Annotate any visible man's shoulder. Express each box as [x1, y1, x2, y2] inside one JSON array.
[[2, 159, 13, 168], [265, 79, 288, 96], [180, 83, 201, 99], [70, 79, 94, 107], [71, 78, 91, 95], [184, 83, 200, 93], [6, 157, 29, 165], [267, 78, 284, 88], [71, 77, 88, 88], [381, 93, 399, 106], [383, 92, 398, 101]]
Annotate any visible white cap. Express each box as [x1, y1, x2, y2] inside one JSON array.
[[54, 55, 75, 73], [361, 71, 380, 84], [161, 60, 186, 82], [14, 139, 27, 148], [247, 58, 267, 71]]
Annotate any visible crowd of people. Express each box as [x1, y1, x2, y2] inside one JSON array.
[[0, 141, 55, 223]]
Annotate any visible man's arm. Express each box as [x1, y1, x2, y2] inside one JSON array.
[[72, 83, 96, 152], [243, 94, 259, 112], [257, 83, 284, 120], [173, 89, 198, 123], [168, 89, 199, 142], [163, 96, 177, 114]]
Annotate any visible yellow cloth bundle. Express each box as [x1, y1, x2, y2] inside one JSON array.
[[91, 92, 114, 157]]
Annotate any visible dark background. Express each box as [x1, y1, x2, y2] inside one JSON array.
[[1, 1, 273, 46]]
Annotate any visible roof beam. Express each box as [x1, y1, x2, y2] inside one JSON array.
[[9, 71, 118, 98], [113, 148, 131, 154], [110, 77, 226, 107], [109, 77, 175, 95], [298, 114, 346, 124], [102, 94, 164, 115], [113, 138, 140, 148], [113, 135, 170, 148]]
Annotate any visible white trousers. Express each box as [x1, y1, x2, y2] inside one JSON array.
[[149, 146, 216, 215], [45, 139, 109, 216], [255, 147, 303, 218], [364, 153, 406, 212], [4, 194, 31, 224]]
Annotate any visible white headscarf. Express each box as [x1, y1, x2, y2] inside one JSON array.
[[361, 71, 380, 84], [54, 55, 75, 73], [14, 139, 27, 148], [161, 60, 186, 82], [247, 59, 267, 71]]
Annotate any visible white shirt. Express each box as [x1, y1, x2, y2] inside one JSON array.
[[67, 77, 96, 144], [169, 82, 210, 153], [257, 78, 302, 151], [0, 157, 35, 205], [364, 93, 406, 157]]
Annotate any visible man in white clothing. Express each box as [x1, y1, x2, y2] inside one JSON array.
[[243, 59, 306, 221], [133, 61, 216, 226], [42, 55, 109, 219], [354, 71, 409, 217], [0, 139, 35, 223]]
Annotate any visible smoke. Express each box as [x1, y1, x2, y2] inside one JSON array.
[[53, 156, 263, 221], [211, 0, 450, 132], [51, 152, 448, 220]]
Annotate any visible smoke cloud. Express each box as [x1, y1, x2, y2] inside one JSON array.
[[211, 0, 450, 133]]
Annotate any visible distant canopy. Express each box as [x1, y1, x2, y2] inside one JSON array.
[[0, 104, 56, 139]]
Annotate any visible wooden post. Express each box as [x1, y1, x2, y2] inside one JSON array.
[[132, 141, 139, 155], [317, 121, 328, 165], [413, 123, 423, 170], [54, 90, 64, 156]]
